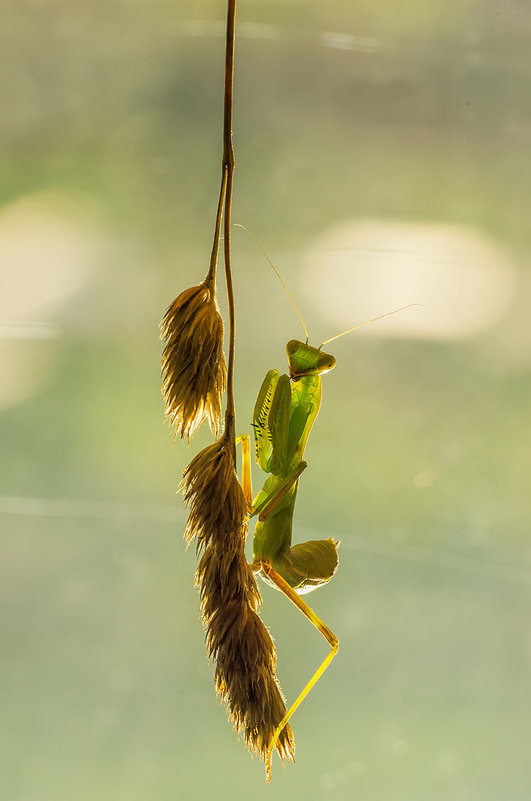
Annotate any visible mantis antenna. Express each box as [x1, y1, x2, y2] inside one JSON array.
[[320, 304, 422, 347], [234, 223, 309, 341]]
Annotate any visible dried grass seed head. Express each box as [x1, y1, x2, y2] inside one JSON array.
[[213, 602, 295, 763], [182, 438, 247, 551], [161, 281, 226, 440], [199, 550, 295, 763], [182, 437, 295, 765]]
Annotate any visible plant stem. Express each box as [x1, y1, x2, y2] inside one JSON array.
[[221, 0, 237, 455], [206, 168, 228, 288]]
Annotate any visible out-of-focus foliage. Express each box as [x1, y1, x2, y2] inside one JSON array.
[[1, 1, 530, 799]]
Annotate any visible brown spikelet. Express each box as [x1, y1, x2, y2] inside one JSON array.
[[160, 281, 226, 439], [182, 437, 295, 766], [206, 569, 296, 763], [182, 438, 247, 551]]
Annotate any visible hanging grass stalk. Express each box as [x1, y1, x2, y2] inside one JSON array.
[[160, 0, 296, 777], [176, 0, 295, 773]]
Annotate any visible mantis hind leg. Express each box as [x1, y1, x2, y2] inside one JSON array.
[[256, 561, 339, 782]]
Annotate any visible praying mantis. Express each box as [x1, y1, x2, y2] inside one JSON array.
[[239, 336, 340, 779], [234, 229, 416, 779]]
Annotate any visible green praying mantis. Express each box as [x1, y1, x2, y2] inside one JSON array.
[[234, 227, 416, 779], [239, 337, 340, 779]]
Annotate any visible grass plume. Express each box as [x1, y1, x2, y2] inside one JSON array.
[[182, 436, 295, 765], [160, 280, 226, 440]]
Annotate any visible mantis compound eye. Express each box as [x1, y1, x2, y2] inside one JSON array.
[[316, 351, 336, 374]]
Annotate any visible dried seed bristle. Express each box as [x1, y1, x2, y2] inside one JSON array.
[[161, 282, 226, 439], [182, 438, 295, 765]]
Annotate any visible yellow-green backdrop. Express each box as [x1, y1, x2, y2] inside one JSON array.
[[2, 1, 530, 799]]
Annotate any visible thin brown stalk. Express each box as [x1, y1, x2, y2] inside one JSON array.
[[205, 163, 227, 290], [221, 0, 237, 453]]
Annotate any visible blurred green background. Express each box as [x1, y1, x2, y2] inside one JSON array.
[[1, 1, 530, 799]]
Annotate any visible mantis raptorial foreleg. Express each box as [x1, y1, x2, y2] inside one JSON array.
[[255, 561, 339, 782], [237, 434, 307, 521], [252, 461, 307, 522]]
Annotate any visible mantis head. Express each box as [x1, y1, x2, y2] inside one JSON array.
[[286, 340, 336, 380]]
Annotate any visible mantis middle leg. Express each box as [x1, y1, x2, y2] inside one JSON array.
[[235, 434, 253, 511]]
